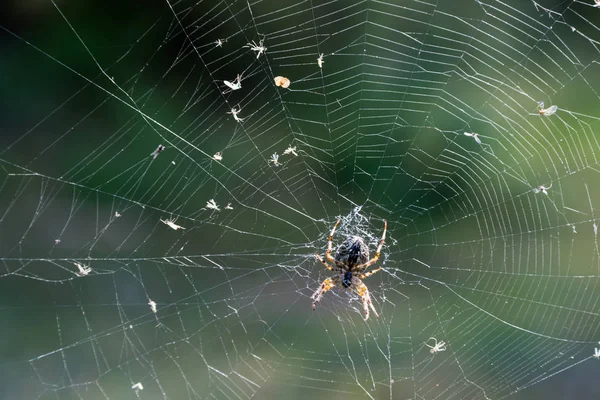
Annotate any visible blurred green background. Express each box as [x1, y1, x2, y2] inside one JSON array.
[[2, 0, 600, 399]]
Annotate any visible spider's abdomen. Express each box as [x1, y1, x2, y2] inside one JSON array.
[[335, 236, 369, 267], [342, 271, 353, 288]]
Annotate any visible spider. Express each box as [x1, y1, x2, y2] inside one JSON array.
[[424, 337, 447, 354], [312, 219, 386, 320]]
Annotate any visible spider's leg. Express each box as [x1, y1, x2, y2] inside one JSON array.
[[325, 219, 341, 264], [354, 280, 379, 321], [354, 220, 387, 271], [359, 267, 382, 279], [311, 276, 339, 310], [315, 253, 334, 272]]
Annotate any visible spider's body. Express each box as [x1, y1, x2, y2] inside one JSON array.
[[312, 220, 386, 320]]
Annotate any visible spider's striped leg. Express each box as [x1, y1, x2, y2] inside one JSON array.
[[311, 276, 339, 310], [355, 220, 387, 270], [354, 281, 379, 321], [325, 219, 341, 264], [359, 267, 382, 280], [315, 253, 334, 272]]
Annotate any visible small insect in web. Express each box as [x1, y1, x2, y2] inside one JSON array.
[[274, 76, 291, 88], [227, 106, 243, 122], [594, 0, 600, 8], [148, 300, 157, 313], [533, 183, 552, 195], [245, 39, 266, 59], [213, 152, 223, 161], [424, 337, 447, 354], [223, 74, 242, 92], [225, 203, 233, 210], [463, 132, 482, 144], [269, 152, 281, 167], [215, 38, 226, 47], [317, 53, 324, 68], [150, 144, 165, 159], [74, 262, 91, 277], [538, 101, 558, 116], [132, 382, 144, 391], [160, 217, 185, 230], [205, 199, 220, 211], [283, 146, 298, 156], [312, 219, 387, 321], [593, 348, 600, 359], [115, 211, 121, 218]]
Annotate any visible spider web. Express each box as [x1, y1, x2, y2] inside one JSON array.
[[2, 0, 600, 399]]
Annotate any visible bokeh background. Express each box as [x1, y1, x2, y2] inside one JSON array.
[[2, 0, 600, 399]]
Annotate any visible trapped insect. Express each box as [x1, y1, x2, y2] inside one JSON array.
[[533, 183, 552, 195], [228, 106, 243, 122], [74, 262, 91, 277], [205, 199, 220, 211], [225, 203, 233, 210], [538, 101, 558, 116], [223, 74, 242, 92], [213, 152, 223, 161], [594, 348, 600, 359], [424, 337, 447, 354], [274, 76, 291, 88], [160, 217, 185, 230], [148, 300, 157, 313], [132, 383, 144, 391], [150, 144, 165, 159], [463, 132, 482, 144], [312, 219, 386, 321], [283, 146, 298, 156], [245, 39, 266, 58], [215, 38, 226, 47], [317, 53, 324, 68], [269, 152, 281, 167]]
